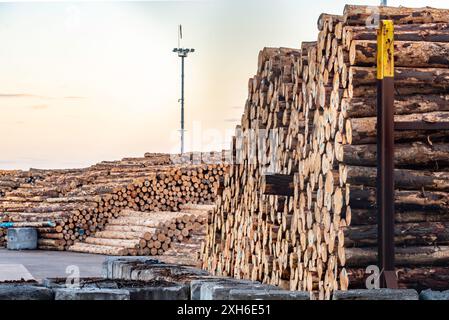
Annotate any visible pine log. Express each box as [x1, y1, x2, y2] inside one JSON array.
[[347, 267, 449, 291], [350, 41, 449, 67], [349, 187, 449, 212], [345, 246, 449, 267], [349, 66, 449, 95], [345, 23, 449, 45], [84, 238, 140, 249], [346, 112, 449, 144], [345, 222, 449, 247], [337, 142, 449, 168], [349, 208, 449, 225], [343, 5, 449, 26], [342, 165, 449, 191], [69, 243, 128, 255], [261, 174, 294, 196], [341, 94, 449, 118]]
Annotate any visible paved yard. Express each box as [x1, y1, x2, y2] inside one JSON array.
[[0, 249, 106, 281]]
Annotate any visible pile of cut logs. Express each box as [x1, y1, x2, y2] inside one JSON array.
[[202, 4, 449, 299], [69, 206, 210, 256], [0, 153, 225, 253]]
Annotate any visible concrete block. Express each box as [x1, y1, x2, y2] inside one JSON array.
[[419, 289, 449, 300], [7, 228, 37, 250], [54, 288, 130, 300], [130, 268, 143, 281], [0, 284, 54, 300], [229, 289, 310, 300], [127, 285, 189, 300], [200, 282, 280, 300], [333, 289, 419, 300], [190, 278, 258, 300], [102, 257, 159, 279]]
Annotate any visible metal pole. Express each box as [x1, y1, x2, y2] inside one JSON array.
[[181, 56, 185, 154], [376, 20, 398, 289], [381, 0, 387, 6]]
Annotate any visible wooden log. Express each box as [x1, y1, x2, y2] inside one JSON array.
[[344, 23, 449, 45], [84, 237, 140, 249], [345, 222, 449, 247], [341, 94, 449, 118], [69, 243, 128, 255], [346, 112, 449, 144], [337, 142, 449, 168], [261, 174, 294, 196], [347, 267, 449, 291], [342, 165, 449, 191], [343, 5, 449, 26], [345, 246, 449, 267], [349, 187, 449, 213], [349, 66, 449, 95], [349, 208, 449, 225], [350, 41, 449, 67]]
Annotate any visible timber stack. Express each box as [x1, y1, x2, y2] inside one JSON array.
[[0, 152, 226, 253], [69, 204, 213, 257], [201, 4, 449, 299]]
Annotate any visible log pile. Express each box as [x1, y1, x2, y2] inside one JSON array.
[[201, 4, 449, 298], [69, 205, 211, 256], [0, 153, 226, 252], [0, 170, 42, 198]]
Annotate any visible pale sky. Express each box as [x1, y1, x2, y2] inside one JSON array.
[[1, 0, 449, 170]]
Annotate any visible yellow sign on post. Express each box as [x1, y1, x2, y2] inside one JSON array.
[[377, 20, 394, 80]]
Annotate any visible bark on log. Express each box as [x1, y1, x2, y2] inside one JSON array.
[[341, 94, 449, 118], [345, 23, 449, 45], [350, 41, 449, 67], [337, 142, 449, 168], [349, 66, 449, 95], [349, 187, 449, 213], [342, 165, 449, 191], [346, 112, 449, 144], [262, 174, 294, 196], [345, 222, 449, 247], [349, 207, 449, 225], [347, 267, 449, 291], [345, 246, 449, 267], [343, 5, 449, 26]]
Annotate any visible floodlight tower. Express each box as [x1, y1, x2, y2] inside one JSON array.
[[381, 0, 387, 5], [173, 25, 195, 154]]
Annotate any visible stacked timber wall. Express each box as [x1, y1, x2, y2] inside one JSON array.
[[201, 5, 449, 299]]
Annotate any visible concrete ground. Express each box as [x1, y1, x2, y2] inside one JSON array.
[[0, 249, 106, 281]]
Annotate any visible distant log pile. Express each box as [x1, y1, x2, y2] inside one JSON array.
[[70, 204, 213, 256], [202, 4, 449, 298], [0, 153, 226, 255]]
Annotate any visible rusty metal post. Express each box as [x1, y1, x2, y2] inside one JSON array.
[[376, 20, 398, 289]]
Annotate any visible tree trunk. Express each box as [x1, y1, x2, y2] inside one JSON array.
[[346, 112, 449, 144], [345, 246, 449, 267], [342, 165, 449, 191], [343, 5, 449, 26], [341, 94, 449, 118], [350, 41, 449, 67], [349, 66, 449, 95], [347, 267, 449, 291], [344, 23, 449, 46], [345, 222, 449, 247], [337, 142, 449, 168]]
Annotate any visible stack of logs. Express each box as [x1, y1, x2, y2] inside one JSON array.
[[0, 153, 226, 253], [69, 206, 210, 256], [202, 4, 449, 299]]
